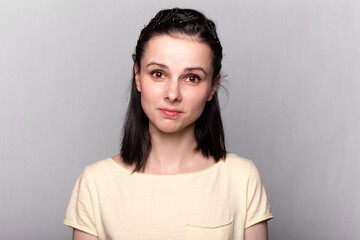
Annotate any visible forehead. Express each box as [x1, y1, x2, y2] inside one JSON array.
[[141, 34, 213, 71]]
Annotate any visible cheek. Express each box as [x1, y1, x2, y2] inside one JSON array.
[[139, 84, 160, 114], [140, 91, 152, 112], [187, 91, 210, 115]]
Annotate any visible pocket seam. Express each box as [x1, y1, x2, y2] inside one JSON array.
[[186, 220, 233, 229]]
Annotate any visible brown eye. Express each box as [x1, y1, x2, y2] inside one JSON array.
[[185, 75, 200, 83], [151, 71, 165, 79]]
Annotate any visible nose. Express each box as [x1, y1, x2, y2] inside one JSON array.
[[164, 78, 182, 102]]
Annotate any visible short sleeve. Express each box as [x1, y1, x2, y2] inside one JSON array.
[[63, 171, 98, 236], [245, 161, 273, 228]]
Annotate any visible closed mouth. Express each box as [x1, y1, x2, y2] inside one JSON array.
[[159, 108, 183, 117]]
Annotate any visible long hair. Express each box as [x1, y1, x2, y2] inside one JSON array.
[[121, 8, 226, 172]]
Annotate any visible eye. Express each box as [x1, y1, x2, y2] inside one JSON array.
[[184, 75, 201, 83], [151, 71, 165, 79]]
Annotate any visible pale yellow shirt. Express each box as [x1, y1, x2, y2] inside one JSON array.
[[63, 153, 273, 240]]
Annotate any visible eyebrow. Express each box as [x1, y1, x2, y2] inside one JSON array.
[[184, 67, 208, 78], [146, 62, 208, 77], [146, 62, 168, 69]]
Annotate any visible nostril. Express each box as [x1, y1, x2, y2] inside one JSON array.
[[165, 82, 182, 102]]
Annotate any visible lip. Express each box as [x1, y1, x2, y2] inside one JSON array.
[[159, 108, 183, 118]]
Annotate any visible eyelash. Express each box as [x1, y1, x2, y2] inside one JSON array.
[[150, 71, 201, 83], [184, 75, 201, 83], [151, 71, 165, 79]]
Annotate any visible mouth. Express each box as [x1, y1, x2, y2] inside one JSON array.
[[159, 108, 183, 118]]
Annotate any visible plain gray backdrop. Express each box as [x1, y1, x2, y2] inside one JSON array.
[[1, 0, 359, 239]]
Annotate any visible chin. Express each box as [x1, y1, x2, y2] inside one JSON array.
[[150, 122, 195, 135], [154, 126, 182, 134]]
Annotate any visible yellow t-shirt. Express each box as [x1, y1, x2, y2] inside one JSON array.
[[63, 153, 273, 240]]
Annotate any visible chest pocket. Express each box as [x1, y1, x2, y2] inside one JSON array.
[[186, 220, 233, 240]]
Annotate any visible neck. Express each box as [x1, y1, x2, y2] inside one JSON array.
[[146, 124, 204, 174]]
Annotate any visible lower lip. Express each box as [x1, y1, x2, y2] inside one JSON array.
[[159, 109, 182, 118]]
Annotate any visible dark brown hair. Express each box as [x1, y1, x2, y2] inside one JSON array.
[[121, 8, 226, 172]]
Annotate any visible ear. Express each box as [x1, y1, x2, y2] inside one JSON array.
[[134, 63, 141, 92], [207, 74, 220, 101]]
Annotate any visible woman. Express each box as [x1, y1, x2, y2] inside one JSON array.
[[64, 8, 273, 240]]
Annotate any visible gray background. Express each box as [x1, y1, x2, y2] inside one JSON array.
[[1, 0, 359, 239]]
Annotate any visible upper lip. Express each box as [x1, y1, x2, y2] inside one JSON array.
[[159, 108, 183, 113]]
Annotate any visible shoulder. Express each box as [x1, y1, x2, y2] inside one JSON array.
[[221, 153, 258, 182], [223, 153, 254, 172], [85, 158, 114, 172], [81, 158, 119, 181]]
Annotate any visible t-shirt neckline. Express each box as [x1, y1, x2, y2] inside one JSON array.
[[108, 157, 224, 178]]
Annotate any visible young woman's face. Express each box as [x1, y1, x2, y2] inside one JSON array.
[[135, 34, 219, 134]]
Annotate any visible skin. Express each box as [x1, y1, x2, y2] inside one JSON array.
[[244, 221, 269, 240], [133, 34, 219, 174], [72, 34, 269, 239], [135, 34, 218, 135], [73, 229, 98, 240]]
